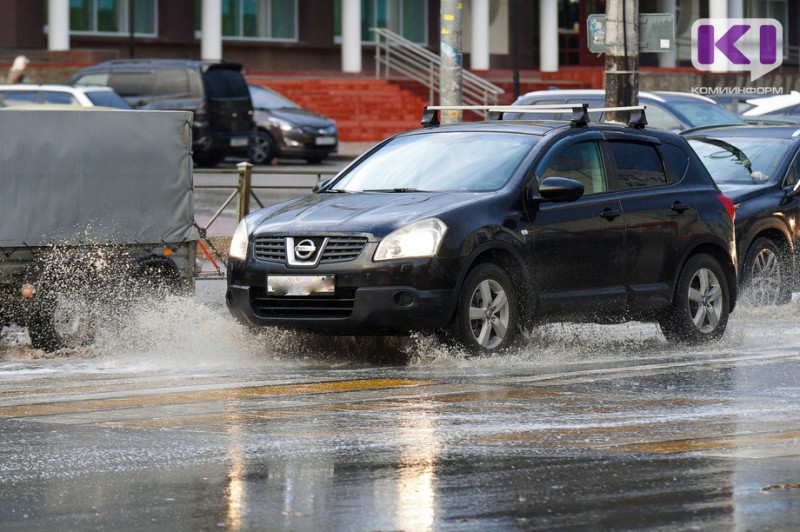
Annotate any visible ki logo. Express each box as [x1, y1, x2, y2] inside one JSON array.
[[692, 18, 783, 81]]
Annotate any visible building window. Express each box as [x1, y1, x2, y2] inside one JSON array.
[[66, 0, 156, 35], [194, 0, 298, 41], [334, 0, 428, 44]]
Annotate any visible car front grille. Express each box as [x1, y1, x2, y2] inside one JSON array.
[[303, 124, 337, 136], [250, 287, 355, 319], [253, 236, 367, 264]]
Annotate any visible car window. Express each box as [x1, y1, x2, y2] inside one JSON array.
[[249, 85, 299, 109], [643, 104, 683, 131], [331, 132, 537, 192], [535, 140, 607, 194], [203, 68, 250, 99], [73, 73, 109, 86], [610, 141, 669, 188], [41, 91, 76, 105], [688, 137, 792, 185], [659, 143, 690, 182], [85, 91, 132, 109], [668, 102, 745, 128], [108, 72, 156, 97], [154, 69, 199, 98], [2, 91, 38, 104]]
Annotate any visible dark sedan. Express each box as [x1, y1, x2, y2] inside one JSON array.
[[248, 84, 338, 165], [684, 125, 800, 305]]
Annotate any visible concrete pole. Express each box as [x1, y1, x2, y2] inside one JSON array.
[[709, 0, 727, 19], [471, 0, 490, 70], [539, 0, 559, 72], [201, 0, 222, 60], [48, 0, 70, 51], [440, 0, 463, 124], [604, 0, 639, 123], [727, 0, 743, 19], [658, 0, 677, 68], [342, 0, 362, 73]]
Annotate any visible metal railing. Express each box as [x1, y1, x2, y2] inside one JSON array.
[[192, 162, 338, 276], [371, 27, 504, 113]]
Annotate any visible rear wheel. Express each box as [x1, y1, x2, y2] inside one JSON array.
[[28, 291, 94, 352], [449, 263, 518, 354], [741, 237, 790, 306], [659, 254, 730, 344]]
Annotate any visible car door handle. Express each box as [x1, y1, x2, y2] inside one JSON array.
[[671, 202, 691, 214], [600, 208, 621, 221]]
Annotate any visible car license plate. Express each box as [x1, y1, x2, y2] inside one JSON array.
[[315, 136, 336, 146], [230, 137, 249, 147], [267, 275, 335, 296]]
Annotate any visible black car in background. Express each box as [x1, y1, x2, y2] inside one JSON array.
[[226, 105, 738, 353], [510, 89, 745, 131], [248, 84, 338, 165], [684, 125, 800, 305], [70, 59, 255, 167]]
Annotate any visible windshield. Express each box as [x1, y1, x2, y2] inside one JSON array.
[[688, 137, 791, 185], [669, 102, 745, 128], [248, 85, 299, 109], [330, 131, 538, 192]]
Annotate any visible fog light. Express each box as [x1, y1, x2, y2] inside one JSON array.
[[394, 291, 415, 307], [20, 283, 36, 298]]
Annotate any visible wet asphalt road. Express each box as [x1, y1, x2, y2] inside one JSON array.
[[2, 157, 800, 530], [1, 297, 800, 530]]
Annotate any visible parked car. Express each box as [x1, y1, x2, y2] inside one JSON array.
[[683, 125, 800, 306], [741, 90, 800, 119], [0, 84, 131, 109], [248, 84, 338, 165], [509, 89, 745, 131], [225, 105, 738, 354], [70, 59, 256, 167]]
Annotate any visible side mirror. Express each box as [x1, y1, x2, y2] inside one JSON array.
[[535, 176, 585, 202], [312, 178, 332, 193]]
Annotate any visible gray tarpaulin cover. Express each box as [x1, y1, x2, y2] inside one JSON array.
[[0, 109, 196, 247]]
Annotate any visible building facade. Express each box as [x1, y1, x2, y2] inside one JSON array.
[[0, 1, 797, 76]]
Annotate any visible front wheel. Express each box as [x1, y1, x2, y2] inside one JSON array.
[[741, 237, 790, 306], [659, 254, 730, 344], [449, 263, 518, 354], [249, 131, 276, 165]]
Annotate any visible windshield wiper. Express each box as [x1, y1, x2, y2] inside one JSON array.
[[696, 137, 754, 175]]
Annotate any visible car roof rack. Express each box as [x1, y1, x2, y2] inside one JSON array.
[[421, 104, 648, 129]]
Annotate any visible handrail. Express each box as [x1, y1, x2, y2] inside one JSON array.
[[371, 27, 504, 115], [193, 163, 337, 271]]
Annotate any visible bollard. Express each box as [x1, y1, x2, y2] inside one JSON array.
[[236, 161, 252, 221]]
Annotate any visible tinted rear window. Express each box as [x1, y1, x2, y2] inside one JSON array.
[[203, 69, 249, 99]]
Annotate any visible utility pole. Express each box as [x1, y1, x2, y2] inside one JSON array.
[[604, 0, 639, 123], [440, 0, 463, 124]]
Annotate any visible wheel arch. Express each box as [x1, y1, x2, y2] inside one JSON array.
[[740, 224, 795, 276]]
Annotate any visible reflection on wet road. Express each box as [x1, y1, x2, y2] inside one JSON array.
[[1, 298, 799, 530]]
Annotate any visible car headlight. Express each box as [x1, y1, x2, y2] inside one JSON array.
[[229, 218, 250, 260], [374, 218, 448, 261], [273, 118, 301, 135]]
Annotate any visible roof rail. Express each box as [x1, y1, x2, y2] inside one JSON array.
[[421, 104, 648, 129]]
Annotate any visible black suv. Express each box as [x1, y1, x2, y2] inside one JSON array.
[[226, 105, 738, 353], [70, 59, 255, 166]]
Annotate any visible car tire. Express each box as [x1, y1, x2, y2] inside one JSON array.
[[28, 291, 95, 352], [449, 263, 518, 354], [193, 149, 223, 168], [659, 253, 730, 344], [250, 130, 276, 165], [741, 237, 790, 306]]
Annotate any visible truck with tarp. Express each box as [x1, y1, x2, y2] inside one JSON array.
[[0, 108, 197, 351]]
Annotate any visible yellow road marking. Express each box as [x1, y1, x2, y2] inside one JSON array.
[[607, 430, 800, 454], [0, 378, 430, 419]]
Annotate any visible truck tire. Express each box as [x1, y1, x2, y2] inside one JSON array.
[[28, 291, 95, 352]]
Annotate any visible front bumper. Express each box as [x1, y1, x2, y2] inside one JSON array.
[[226, 252, 460, 332]]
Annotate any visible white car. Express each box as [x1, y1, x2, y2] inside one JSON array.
[[0, 84, 131, 109], [742, 90, 800, 118]]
